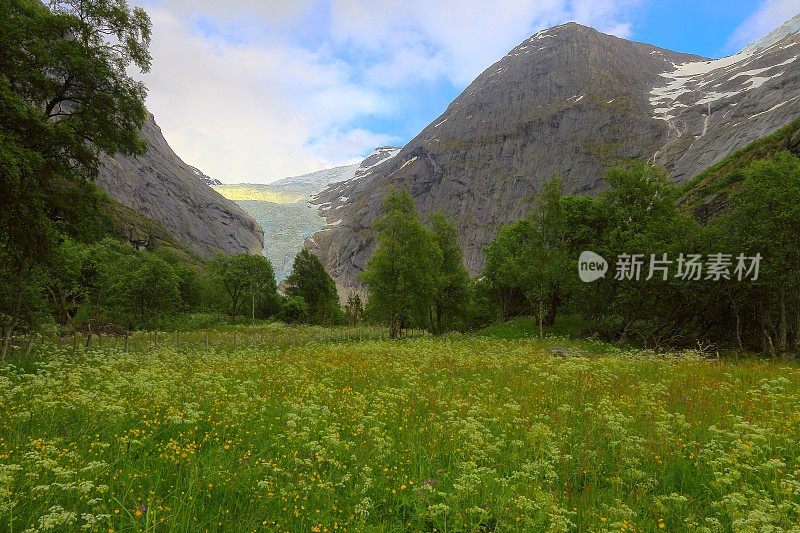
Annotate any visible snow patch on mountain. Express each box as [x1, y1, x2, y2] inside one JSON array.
[[350, 147, 402, 182], [189, 165, 222, 186], [650, 50, 754, 120], [650, 30, 800, 121], [743, 13, 800, 53]]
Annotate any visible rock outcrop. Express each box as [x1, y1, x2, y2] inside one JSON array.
[[96, 113, 264, 260], [310, 21, 800, 287]]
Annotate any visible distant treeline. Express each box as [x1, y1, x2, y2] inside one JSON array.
[[360, 152, 800, 354]]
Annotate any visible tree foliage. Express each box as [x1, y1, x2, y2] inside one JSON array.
[[429, 213, 471, 334], [361, 188, 442, 338], [206, 254, 278, 324], [483, 178, 576, 334], [708, 151, 800, 352], [483, 154, 800, 353], [284, 249, 342, 325], [0, 0, 151, 352]]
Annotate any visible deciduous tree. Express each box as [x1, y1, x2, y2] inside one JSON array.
[[285, 249, 342, 325], [361, 188, 442, 338]]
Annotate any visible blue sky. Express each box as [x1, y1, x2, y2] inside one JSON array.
[[630, 0, 784, 56], [135, 0, 800, 183]]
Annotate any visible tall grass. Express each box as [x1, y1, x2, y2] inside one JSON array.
[[1, 329, 799, 531]]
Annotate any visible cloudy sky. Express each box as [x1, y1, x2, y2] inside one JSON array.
[[133, 0, 800, 183]]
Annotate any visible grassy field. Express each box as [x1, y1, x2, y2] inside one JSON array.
[[2, 325, 800, 532]]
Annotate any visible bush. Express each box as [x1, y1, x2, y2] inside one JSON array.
[[280, 296, 309, 325]]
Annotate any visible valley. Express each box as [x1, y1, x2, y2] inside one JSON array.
[[212, 149, 399, 280], [2, 2, 800, 531]]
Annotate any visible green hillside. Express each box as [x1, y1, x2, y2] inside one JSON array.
[[679, 118, 800, 221]]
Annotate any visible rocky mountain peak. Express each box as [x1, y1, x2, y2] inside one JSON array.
[[308, 20, 800, 288]]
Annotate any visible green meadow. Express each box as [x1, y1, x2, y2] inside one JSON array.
[[2, 323, 800, 532]]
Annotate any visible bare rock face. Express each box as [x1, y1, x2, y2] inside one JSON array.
[[310, 21, 800, 288], [651, 25, 800, 183], [96, 114, 264, 260]]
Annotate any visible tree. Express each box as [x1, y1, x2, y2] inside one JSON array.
[[63, 239, 184, 333], [344, 292, 364, 327], [429, 213, 471, 334], [242, 255, 279, 323], [206, 254, 277, 324], [104, 253, 181, 330], [0, 0, 151, 342], [280, 296, 310, 325], [284, 249, 342, 325], [527, 178, 576, 331], [361, 188, 442, 338], [46, 237, 87, 328], [483, 179, 574, 334], [0, 0, 151, 251], [586, 161, 700, 343], [711, 151, 800, 353], [0, 249, 50, 359], [154, 249, 202, 311], [483, 220, 536, 320]]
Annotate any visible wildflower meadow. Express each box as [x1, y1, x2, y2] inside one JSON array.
[[2, 325, 800, 532]]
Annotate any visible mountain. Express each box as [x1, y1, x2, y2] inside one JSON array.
[[743, 13, 800, 53], [189, 165, 222, 186], [214, 147, 400, 280], [96, 113, 264, 260], [310, 20, 800, 288], [265, 163, 360, 200]]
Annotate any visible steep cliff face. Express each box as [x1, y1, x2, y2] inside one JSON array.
[[96, 113, 264, 260], [310, 21, 800, 287]]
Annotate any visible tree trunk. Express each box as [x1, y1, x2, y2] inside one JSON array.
[[1, 325, 13, 361], [389, 314, 400, 339], [252, 293, 255, 324], [794, 286, 800, 353], [545, 291, 558, 327], [25, 334, 36, 357], [619, 319, 631, 344], [124, 331, 129, 353], [735, 309, 742, 350], [538, 301, 544, 340], [780, 284, 788, 352], [765, 328, 777, 357]]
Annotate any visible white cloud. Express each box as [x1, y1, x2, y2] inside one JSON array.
[[726, 0, 800, 52], [139, 7, 393, 182], [307, 129, 400, 163], [330, 0, 639, 85], [134, 0, 642, 183]]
